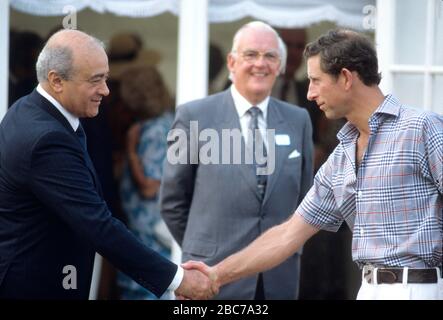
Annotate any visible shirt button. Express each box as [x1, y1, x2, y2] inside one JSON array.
[[357, 191, 362, 198], [360, 228, 364, 236]]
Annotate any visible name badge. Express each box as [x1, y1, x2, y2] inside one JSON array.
[[275, 134, 290, 146]]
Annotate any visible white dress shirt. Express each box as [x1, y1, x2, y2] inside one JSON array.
[[36, 84, 79, 131], [230, 85, 269, 149]]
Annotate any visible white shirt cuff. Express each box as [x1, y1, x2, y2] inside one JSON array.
[[168, 265, 184, 291]]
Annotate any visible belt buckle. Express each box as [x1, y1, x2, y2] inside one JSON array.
[[363, 265, 375, 284]]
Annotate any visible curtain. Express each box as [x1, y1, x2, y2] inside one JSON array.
[[10, 0, 375, 29]]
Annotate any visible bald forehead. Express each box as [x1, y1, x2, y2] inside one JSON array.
[[48, 30, 89, 45], [238, 24, 277, 40], [47, 29, 103, 53], [236, 26, 279, 49], [46, 30, 108, 77]]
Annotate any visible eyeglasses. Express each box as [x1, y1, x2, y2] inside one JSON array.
[[238, 50, 280, 64]]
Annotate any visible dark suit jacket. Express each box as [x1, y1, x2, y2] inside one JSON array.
[[160, 89, 313, 299], [0, 89, 177, 299]]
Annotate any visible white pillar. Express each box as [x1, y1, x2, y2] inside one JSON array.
[[88, 253, 102, 300], [173, 0, 209, 266], [176, 0, 208, 105], [0, 0, 9, 121], [375, 0, 395, 95]]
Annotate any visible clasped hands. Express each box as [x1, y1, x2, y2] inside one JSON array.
[[174, 261, 220, 300]]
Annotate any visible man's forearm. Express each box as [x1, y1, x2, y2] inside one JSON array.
[[214, 213, 319, 286]]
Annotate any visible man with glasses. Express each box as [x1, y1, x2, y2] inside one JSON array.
[[160, 21, 314, 299], [0, 29, 215, 299]]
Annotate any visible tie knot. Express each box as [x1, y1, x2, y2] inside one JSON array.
[[248, 106, 261, 118], [75, 124, 87, 150], [75, 125, 85, 137]]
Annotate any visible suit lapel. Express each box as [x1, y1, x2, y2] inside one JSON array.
[[262, 99, 290, 205], [33, 90, 103, 195], [33, 90, 73, 133]]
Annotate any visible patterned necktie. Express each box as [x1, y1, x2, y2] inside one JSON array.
[[248, 106, 267, 200], [75, 123, 87, 151]]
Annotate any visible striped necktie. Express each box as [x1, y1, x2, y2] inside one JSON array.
[[248, 106, 267, 200]]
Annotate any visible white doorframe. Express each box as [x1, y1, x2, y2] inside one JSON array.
[[375, 0, 395, 95], [176, 0, 209, 105], [376, 0, 443, 113], [173, 0, 209, 266], [0, 0, 9, 121]]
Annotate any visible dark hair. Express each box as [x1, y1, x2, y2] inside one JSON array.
[[10, 31, 44, 71], [119, 66, 173, 119], [304, 29, 381, 86], [209, 43, 224, 82]]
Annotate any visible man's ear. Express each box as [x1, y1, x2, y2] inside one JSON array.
[[340, 68, 353, 91], [47, 70, 64, 93], [226, 52, 236, 74]]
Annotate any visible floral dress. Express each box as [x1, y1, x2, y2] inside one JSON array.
[[117, 112, 174, 300]]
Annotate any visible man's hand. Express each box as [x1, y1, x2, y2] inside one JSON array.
[[175, 266, 219, 300]]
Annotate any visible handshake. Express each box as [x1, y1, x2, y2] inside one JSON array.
[[174, 261, 221, 300]]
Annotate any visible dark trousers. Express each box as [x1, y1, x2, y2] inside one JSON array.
[[254, 273, 266, 300]]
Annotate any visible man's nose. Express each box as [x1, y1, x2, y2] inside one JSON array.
[[253, 54, 268, 66], [100, 81, 110, 97], [307, 83, 316, 101]]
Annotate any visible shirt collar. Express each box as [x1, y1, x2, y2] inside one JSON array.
[[337, 94, 401, 142], [230, 84, 269, 120], [372, 94, 401, 118], [36, 84, 79, 131]]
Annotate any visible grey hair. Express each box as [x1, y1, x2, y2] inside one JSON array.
[[230, 21, 287, 75], [36, 32, 105, 83], [36, 46, 74, 82], [277, 36, 287, 74]]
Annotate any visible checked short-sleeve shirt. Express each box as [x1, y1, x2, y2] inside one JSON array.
[[297, 95, 443, 268]]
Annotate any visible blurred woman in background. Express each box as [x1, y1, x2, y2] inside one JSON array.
[[117, 66, 175, 300]]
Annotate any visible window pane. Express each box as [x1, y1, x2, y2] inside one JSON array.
[[394, 0, 427, 65], [434, 2, 443, 65], [392, 73, 424, 109], [432, 75, 443, 114]]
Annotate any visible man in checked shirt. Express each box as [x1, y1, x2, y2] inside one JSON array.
[[183, 29, 443, 300]]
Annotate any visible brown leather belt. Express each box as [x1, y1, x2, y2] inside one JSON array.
[[363, 267, 441, 284]]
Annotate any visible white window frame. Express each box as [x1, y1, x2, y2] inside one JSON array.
[[376, 0, 443, 113]]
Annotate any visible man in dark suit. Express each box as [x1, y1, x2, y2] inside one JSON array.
[[0, 29, 215, 299], [160, 21, 313, 299]]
